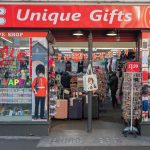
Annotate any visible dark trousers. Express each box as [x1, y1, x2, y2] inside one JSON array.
[[111, 90, 118, 108], [34, 96, 45, 119]]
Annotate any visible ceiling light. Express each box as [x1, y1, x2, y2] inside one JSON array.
[[73, 30, 84, 36], [106, 30, 117, 36]]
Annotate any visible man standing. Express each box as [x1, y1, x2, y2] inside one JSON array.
[[32, 64, 47, 119], [109, 71, 118, 109]]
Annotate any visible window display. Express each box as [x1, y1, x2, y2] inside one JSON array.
[[0, 37, 32, 121]]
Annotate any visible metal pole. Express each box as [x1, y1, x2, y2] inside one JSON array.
[[136, 34, 140, 62], [87, 31, 93, 132], [47, 40, 50, 122]]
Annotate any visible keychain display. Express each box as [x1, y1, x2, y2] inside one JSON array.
[[122, 72, 142, 137]]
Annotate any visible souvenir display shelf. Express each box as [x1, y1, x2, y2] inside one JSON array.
[[122, 72, 142, 137], [49, 88, 57, 118], [0, 88, 32, 104]]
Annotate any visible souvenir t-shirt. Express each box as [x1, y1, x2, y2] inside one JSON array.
[[78, 61, 83, 73], [71, 61, 78, 73], [66, 61, 72, 72]]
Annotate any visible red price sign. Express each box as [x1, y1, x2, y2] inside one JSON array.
[[126, 62, 140, 72]]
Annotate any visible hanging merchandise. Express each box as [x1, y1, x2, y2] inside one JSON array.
[[57, 54, 62, 60], [122, 72, 142, 137], [83, 53, 88, 60], [83, 64, 98, 92], [99, 52, 104, 60], [66, 60, 72, 72], [72, 52, 83, 62], [96, 68, 107, 102], [117, 50, 121, 58], [70, 74, 78, 92], [55, 59, 66, 74], [61, 71, 71, 88], [112, 56, 117, 72], [49, 88, 57, 117], [78, 60, 84, 73], [125, 49, 129, 56]]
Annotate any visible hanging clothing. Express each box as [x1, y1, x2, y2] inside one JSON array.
[[112, 57, 117, 72], [83, 60, 88, 73], [66, 61, 72, 72], [78, 61, 83, 73], [104, 58, 108, 72], [71, 61, 78, 73], [61, 72, 71, 88], [55, 60, 66, 73]]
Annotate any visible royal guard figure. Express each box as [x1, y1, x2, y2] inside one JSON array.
[[32, 64, 47, 119]]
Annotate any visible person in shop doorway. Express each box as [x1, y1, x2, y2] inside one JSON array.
[[108, 71, 118, 109], [32, 64, 47, 120]]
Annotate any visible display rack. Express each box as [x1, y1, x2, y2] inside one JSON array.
[[0, 88, 32, 104], [122, 72, 142, 137], [70, 74, 78, 92], [49, 88, 57, 117], [96, 70, 107, 102]]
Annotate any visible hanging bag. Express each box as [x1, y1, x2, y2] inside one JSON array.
[[83, 64, 98, 92]]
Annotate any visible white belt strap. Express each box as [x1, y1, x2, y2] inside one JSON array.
[[38, 87, 45, 89]]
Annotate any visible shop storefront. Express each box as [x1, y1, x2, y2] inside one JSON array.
[[0, 3, 150, 136]]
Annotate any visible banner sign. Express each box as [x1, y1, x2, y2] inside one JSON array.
[[126, 62, 140, 72], [0, 5, 149, 28]]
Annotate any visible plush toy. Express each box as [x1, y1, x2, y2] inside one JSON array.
[[21, 70, 26, 80]]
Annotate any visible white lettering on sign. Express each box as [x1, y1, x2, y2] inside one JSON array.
[[0, 32, 23, 37], [128, 64, 139, 70], [17, 9, 81, 25], [8, 32, 23, 37], [16, 8, 133, 25], [90, 9, 132, 24]]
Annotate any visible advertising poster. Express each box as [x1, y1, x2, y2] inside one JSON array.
[[31, 38, 48, 121]]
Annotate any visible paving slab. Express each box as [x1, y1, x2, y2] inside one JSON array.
[[37, 121, 150, 147]]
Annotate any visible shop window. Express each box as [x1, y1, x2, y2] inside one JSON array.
[[0, 37, 32, 121]]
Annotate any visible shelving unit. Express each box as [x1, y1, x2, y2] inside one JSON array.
[[0, 88, 32, 121]]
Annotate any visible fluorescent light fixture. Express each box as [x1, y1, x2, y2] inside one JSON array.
[[56, 47, 134, 50], [106, 30, 117, 36], [19, 47, 29, 50], [61, 51, 72, 54], [73, 30, 84, 36], [1, 37, 13, 43]]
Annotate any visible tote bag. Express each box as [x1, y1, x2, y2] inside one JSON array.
[[83, 64, 98, 92]]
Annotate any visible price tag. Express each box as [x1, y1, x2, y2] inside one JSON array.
[[126, 62, 140, 72]]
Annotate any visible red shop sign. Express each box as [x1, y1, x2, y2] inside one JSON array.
[[126, 62, 140, 72], [0, 5, 149, 28]]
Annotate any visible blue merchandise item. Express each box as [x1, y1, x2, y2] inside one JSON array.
[[142, 100, 148, 111], [112, 57, 117, 72], [56, 60, 66, 73], [71, 61, 78, 73]]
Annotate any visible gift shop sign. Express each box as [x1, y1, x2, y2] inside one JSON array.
[[126, 62, 140, 72], [0, 5, 150, 28]]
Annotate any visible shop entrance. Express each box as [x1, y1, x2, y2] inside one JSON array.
[[48, 29, 140, 133]]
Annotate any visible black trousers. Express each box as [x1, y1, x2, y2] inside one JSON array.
[[34, 96, 45, 119], [111, 90, 118, 108]]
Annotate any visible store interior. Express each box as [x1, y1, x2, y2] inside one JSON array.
[[48, 29, 141, 132]]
